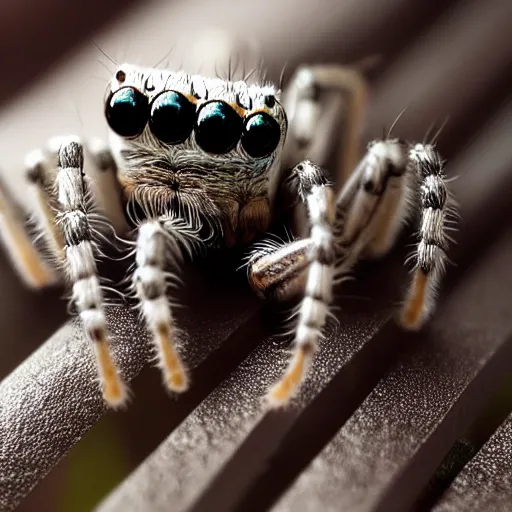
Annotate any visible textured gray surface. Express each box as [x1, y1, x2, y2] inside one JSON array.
[[272, 104, 512, 512], [96, 12, 512, 512], [433, 413, 512, 511], [1, 0, 512, 510], [96, 302, 388, 512], [274, 233, 512, 512], [0, 308, 150, 511], [0, 267, 259, 511]]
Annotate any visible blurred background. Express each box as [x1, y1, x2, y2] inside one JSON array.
[[0, 0, 510, 510]]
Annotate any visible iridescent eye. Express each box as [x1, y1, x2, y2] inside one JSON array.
[[105, 87, 149, 138], [149, 91, 196, 144], [241, 112, 281, 158], [194, 101, 242, 154]]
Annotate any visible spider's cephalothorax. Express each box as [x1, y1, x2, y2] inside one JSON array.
[[106, 65, 288, 248], [0, 62, 456, 409]]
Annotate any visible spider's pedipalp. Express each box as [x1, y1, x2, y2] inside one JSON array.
[[248, 237, 313, 301]]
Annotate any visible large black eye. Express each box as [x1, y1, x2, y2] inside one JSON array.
[[149, 91, 196, 144], [105, 87, 149, 138], [241, 112, 281, 158], [195, 101, 242, 154]]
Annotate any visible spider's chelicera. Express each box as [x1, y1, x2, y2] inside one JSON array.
[[0, 63, 456, 409]]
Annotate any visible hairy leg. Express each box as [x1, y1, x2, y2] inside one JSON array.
[[282, 64, 369, 184], [399, 143, 456, 330], [56, 136, 127, 407], [0, 173, 56, 288], [248, 160, 335, 407], [250, 140, 455, 408], [334, 139, 413, 273], [133, 216, 202, 393], [86, 137, 129, 236], [335, 140, 456, 328], [25, 147, 68, 270], [267, 183, 335, 407]]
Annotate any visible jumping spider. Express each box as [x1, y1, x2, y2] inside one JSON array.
[[0, 63, 456, 408]]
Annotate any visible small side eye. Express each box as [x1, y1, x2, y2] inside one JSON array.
[[195, 101, 242, 154], [105, 87, 149, 138], [149, 91, 196, 144], [264, 95, 276, 108], [241, 112, 281, 158]]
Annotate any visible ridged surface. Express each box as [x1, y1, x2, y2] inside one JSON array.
[[0, 0, 511, 510]]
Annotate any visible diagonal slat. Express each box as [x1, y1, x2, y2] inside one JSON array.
[[0, 269, 260, 512], [274, 232, 512, 512], [1, 1, 510, 511], [272, 104, 512, 512], [432, 412, 512, 512], [94, 6, 512, 510]]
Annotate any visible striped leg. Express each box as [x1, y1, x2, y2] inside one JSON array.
[[334, 140, 455, 329], [86, 138, 129, 236], [57, 137, 127, 407], [133, 220, 190, 393], [399, 143, 455, 330], [267, 172, 335, 407]]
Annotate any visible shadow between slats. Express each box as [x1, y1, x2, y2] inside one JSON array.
[[0, 266, 261, 512], [273, 231, 512, 512], [432, 411, 512, 511], [270, 105, 512, 512]]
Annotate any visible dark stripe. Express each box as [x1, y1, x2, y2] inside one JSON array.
[[421, 181, 447, 210], [61, 211, 91, 246]]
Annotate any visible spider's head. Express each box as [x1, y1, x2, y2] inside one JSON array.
[[104, 64, 288, 244]]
